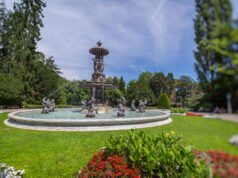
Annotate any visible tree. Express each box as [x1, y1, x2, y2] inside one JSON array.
[[176, 76, 195, 99], [118, 76, 126, 92], [105, 89, 122, 107], [63, 80, 90, 105], [126, 72, 156, 106], [113, 76, 118, 86], [106, 76, 113, 83], [194, 0, 233, 108], [166, 73, 176, 95], [0, 0, 66, 105], [150, 72, 167, 98]]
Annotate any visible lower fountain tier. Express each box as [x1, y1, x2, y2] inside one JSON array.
[[78, 81, 116, 105]]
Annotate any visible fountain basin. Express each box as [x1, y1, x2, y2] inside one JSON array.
[[5, 109, 172, 131]]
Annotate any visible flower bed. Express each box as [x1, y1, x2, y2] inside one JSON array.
[[0, 163, 25, 178], [186, 112, 203, 117], [78, 130, 210, 177], [78, 151, 140, 178], [193, 150, 238, 177]]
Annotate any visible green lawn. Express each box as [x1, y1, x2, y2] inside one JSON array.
[[0, 112, 238, 178]]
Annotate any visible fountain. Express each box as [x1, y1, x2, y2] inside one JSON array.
[[78, 41, 116, 114], [5, 41, 172, 131]]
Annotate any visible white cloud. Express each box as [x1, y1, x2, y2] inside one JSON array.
[[8, 0, 238, 81]]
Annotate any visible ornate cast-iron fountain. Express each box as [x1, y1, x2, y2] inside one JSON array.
[[78, 41, 116, 113]]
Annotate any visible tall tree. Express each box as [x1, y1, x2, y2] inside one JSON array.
[[150, 72, 167, 98], [118, 76, 126, 92], [176, 76, 195, 99], [194, 0, 233, 107]]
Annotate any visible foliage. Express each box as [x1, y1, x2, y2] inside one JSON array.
[[0, 163, 25, 178], [0, 73, 24, 105], [79, 151, 140, 177], [24, 104, 74, 109], [24, 104, 42, 109], [193, 150, 238, 177], [171, 108, 188, 113], [150, 72, 176, 98], [105, 130, 210, 177], [105, 89, 122, 107], [126, 73, 156, 106], [193, 0, 237, 111], [176, 76, 196, 100], [63, 80, 90, 105], [158, 93, 171, 109], [0, 0, 66, 105], [56, 104, 76, 108]]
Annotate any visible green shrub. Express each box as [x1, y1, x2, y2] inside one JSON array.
[[105, 130, 210, 177], [24, 104, 42, 109], [24, 104, 74, 109], [56, 104, 74, 108], [171, 108, 188, 113], [158, 93, 171, 109]]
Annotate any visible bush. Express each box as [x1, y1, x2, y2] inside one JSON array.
[[24, 104, 75, 109], [25, 104, 42, 109], [105, 130, 210, 177], [57, 104, 75, 108], [158, 93, 171, 109], [0, 74, 24, 105], [171, 108, 188, 113]]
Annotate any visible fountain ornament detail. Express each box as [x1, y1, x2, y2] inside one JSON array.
[[41, 97, 55, 114], [78, 41, 116, 114], [6, 41, 172, 131]]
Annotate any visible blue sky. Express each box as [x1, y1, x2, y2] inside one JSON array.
[[5, 0, 238, 82]]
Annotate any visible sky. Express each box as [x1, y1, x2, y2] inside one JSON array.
[[5, 0, 238, 82]]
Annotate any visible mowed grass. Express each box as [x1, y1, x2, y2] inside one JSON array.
[[0, 112, 238, 178]]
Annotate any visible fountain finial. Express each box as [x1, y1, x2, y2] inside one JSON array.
[[97, 40, 102, 47]]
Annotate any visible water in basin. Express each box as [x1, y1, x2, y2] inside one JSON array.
[[16, 109, 164, 119]]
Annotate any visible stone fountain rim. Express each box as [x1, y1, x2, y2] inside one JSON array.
[[5, 109, 172, 131], [8, 109, 170, 123]]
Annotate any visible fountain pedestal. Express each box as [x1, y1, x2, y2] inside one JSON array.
[[78, 41, 116, 112]]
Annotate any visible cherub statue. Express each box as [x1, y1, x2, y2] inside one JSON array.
[[86, 97, 97, 117], [138, 100, 147, 113], [131, 99, 136, 111], [117, 99, 126, 117]]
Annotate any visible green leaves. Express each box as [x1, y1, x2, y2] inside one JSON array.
[[158, 93, 171, 109], [105, 130, 210, 177]]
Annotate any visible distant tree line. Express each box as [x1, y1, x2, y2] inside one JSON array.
[[105, 73, 199, 108], [194, 0, 238, 111]]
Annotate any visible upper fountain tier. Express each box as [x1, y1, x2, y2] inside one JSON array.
[[78, 41, 116, 106], [89, 40, 109, 56]]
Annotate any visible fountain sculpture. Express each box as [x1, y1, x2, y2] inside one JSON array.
[[117, 98, 126, 117], [81, 100, 87, 110], [86, 97, 97, 117], [138, 100, 147, 113], [131, 100, 136, 111], [41, 97, 55, 114], [78, 41, 116, 113]]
